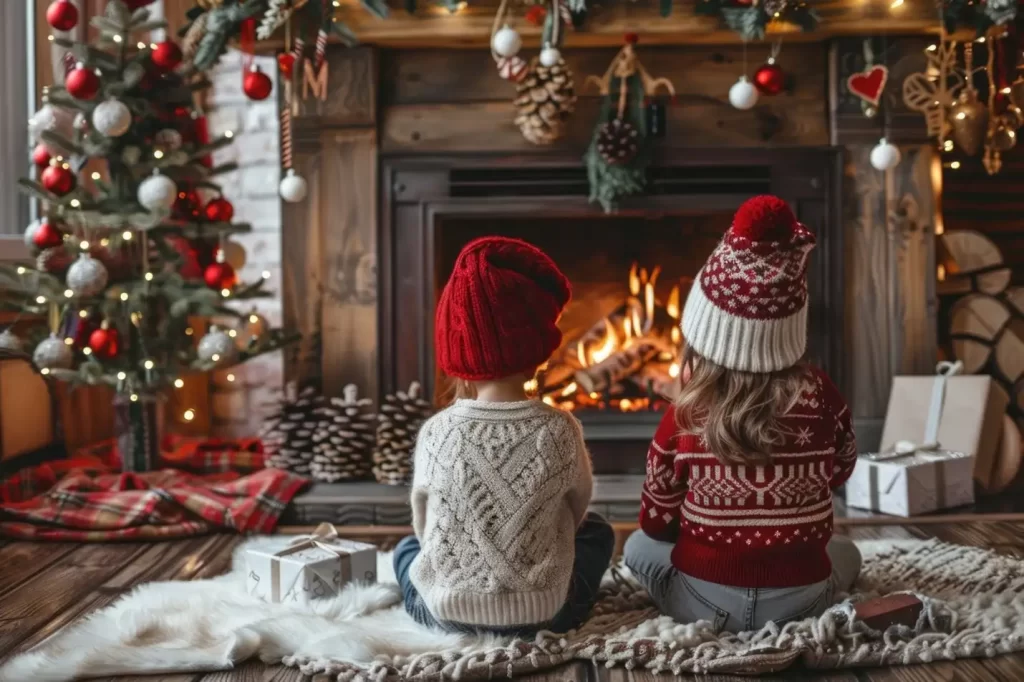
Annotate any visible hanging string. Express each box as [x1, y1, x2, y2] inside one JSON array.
[[768, 39, 782, 65], [742, 39, 748, 76], [240, 18, 256, 73], [550, 0, 561, 48]]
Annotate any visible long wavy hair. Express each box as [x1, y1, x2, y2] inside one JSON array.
[[674, 346, 807, 465]]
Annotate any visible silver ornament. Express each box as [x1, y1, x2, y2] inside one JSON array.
[[279, 168, 308, 203], [137, 171, 177, 212], [154, 128, 183, 151], [92, 98, 132, 137], [66, 254, 109, 297], [33, 334, 73, 370], [24, 220, 40, 251], [0, 329, 24, 352], [197, 327, 239, 366]]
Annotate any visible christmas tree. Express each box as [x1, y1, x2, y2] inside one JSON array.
[[1, 0, 297, 467]]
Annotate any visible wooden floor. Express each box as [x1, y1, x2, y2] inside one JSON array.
[[4, 520, 1024, 681]]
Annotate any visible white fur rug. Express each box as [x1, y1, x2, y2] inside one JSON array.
[[3, 536, 1024, 681]]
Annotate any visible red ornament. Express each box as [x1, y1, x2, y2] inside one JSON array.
[[624, 33, 639, 45], [41, 162, 76, 196], [204, 197, 234, 222], [242, 66, 273, 101], [88, 323, 120, 359], [32, 144, 52, 168], [847, 64, 889, 107], [72, 315, 95, 348], [525, 5, 547, 26], [204, 260, 237, 290], [65, 64, 100, 100], [173, 189, 203, 220], [277, 53, 296, 78], [32, 219, 65, 250], [46, 0, 79, 31], [753, 60, 785, 96], [151, 41, 183, 71]]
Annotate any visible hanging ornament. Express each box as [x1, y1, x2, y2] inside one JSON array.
[[173, 188, 203, 220], [277, 52, 296, 78], [524, 5, 547, 26], [497, 56, 529, 82], [279, 168, 308, 203], [950, 90, 989, 157], [203, 196, 234, 222], [869, 138, 901, 171], [243, 65, 273, 101], [989, 120, 1017, 153], [539, 45, 562, 69], [66, 253, 109, 298], [41, 161, 76, 196], [0, 330, 24, 353], [29, 101, 74, 142], [37, 246, 74, 275], [204, 251, 238, 290], [154, 128, 183, 152], [31, 219, 64, 250], [150, 41, 183, 71], [218, 241, 247, 271], [24, 222, 40, 252], [34, 334, 74, 371], [46, 0, 79, 31], [88, 321, 120, 359], [729, 76, 759, 110], [596, 118, 640, 165], [753, 58, 785, 96], [492, 25, 523, 58], [847, 64, 889, 109], [238, 309, 269, 349], [515, 58, 577, 145], [92, 98, 132, 137], [32, 143, 52, 168], [1004, 104, 1024, 130], [137, 170, 177, 212], [197, 326, 239, 367], [65, 63, 100, 101]]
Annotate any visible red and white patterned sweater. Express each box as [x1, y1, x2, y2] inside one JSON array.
[[639, 365, 857, 588]]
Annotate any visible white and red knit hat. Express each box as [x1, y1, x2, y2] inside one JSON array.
[[681, 195, 816, 373]]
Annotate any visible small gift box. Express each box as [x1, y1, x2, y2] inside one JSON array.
[[845, 448, 975, 517], [245, 523, 377, 604]]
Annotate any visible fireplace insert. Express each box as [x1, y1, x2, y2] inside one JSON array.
[[380, 150, 843, 472]]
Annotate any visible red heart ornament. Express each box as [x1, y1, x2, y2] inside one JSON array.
[[277, 53, 296, 77], [847, 65, 889, 106]]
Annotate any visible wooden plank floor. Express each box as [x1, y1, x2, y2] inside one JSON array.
[[3, 521, 1024, 681]]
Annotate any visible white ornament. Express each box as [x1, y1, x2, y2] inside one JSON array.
[[122, 146, 142, 165], [0, 329, 24, 352], [28, 104, 75, 142], [279, 168, 308, 203], [729, 76, 759, 111], [492, 25, 522, 58], [197, 327, 239, 367], [154, 128, 183, 151], [870, 137, 902, 171], [66, 253, 109, 297], [539, 46, 562, 68], [24, 220, 41, 250], [33, 333, 73, 370], [92, 98, 132, 137], [137, 170, 177, 212]]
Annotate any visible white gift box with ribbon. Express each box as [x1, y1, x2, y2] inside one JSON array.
[[245, 523, 377, 605], [846, 449, 975, 516]]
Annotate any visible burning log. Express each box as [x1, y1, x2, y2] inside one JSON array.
[[574, 343, 658, 394]]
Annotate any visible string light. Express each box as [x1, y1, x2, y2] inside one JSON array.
[[1003, 87, 1013, 95], [16, 267, 25, 275], [145, 272, 154, 281], [137, 41, 146, 49], [227, 373, 236, 382], [64, 289, 73, 298], [153, 150, 164, 159], [890, 0, 904, 7], [35, 295, 46, 304], [117, 371, 127, 380], [261, 271, 271, 280], [130, 393, 139, 402], [48, 35, 55, 42], [112, 35, 123, 43], [185, 327, 194, 336], [123, 231, 133, 240], [40, 368, 50, 375], [249, 314, 259, 323], [227, 329, 237, 338], [70, 199, 81, 208], [174, 378, 185, 388], [61, 162, 70, 170], [82, 347, 92, 355], [100, 238, 109, 247], [64, 337, 74, 346], [224, 131, 234, 139], [183, 409, 195, 421], [149, 43, 157, 49], [78, 310, 88, 318], [927, 44, 938, 52], [143, 359, 155, 369], [211, 353, 221, 362], [120, 292, 129, 301], [221, 288, 231, 297], [80, 240, 90, 250], [950, 161, 961, 169]]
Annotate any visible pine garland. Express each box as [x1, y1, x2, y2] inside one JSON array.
[[695, 0, 818, 41]]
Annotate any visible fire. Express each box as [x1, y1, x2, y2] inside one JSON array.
[[629, 263, 640, 297], [668, 362, 680, 378], [666, 285, 680, 320], [560, 382, 578, 397]]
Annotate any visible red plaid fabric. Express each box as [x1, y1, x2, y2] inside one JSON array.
[[0, 437, 309, 541]]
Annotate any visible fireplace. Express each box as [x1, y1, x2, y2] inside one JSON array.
[[380, 149, 844, 472]]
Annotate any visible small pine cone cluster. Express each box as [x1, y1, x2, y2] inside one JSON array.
[[596, 118, 640, 165], [514, 58, 577, 146], [260, 384, 320, 476], [308, 384, 377, 483], [373, 382, 435, 486]]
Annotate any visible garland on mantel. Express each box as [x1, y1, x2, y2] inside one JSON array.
[[695, 0, 818, 41]]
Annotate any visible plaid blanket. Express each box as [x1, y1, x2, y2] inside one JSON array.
[[0, 437, 309, 541]]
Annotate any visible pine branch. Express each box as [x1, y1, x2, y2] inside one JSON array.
[[40, 131, 87, 158], [17, 179, 61, 204]]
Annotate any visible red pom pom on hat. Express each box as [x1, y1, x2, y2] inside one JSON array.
[[731, 195, 798, 242]]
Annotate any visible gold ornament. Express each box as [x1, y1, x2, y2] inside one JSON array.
[[1010, 75, 1024, 109], [902, 37, 963, 147], [1004, 104, 1024, 130], [989, 119, 1017, 152], [950, 90, 989, 156]]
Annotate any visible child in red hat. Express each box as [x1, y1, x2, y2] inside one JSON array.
[[624, 196, 861, 633], [393, 236, 614, 634]]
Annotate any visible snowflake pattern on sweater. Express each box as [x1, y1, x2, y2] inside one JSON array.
[[639, 366, 857, 588]]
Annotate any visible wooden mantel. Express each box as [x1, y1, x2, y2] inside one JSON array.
[[326, 0, 943, 48]]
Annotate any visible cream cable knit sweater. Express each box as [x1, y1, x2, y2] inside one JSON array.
[[409, 399, 594, 627]]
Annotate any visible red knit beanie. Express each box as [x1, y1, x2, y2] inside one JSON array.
[[436, 236, 571, 381]]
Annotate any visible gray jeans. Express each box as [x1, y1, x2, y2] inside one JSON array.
[[623, 530, 862, 633]]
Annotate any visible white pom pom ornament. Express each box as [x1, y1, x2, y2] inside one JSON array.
[[92, 98, 132, 137], [0, 329, 24, 352], [137, 170, 177, 212], [539, 46, 562, 68], [33, 333, 73, 370], [279, 168, 308, 203], [492, 25, 522, 58], [197, 326, 239, 367], [28, 104, 75, 142], [66, 253, 109, 297], [729, 76, 759, 111], [870, 138, 902, 171]]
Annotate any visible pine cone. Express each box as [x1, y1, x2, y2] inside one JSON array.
[[308, 384, 376, 483], [373, 382, 435, 486], [514, 59, 577, 146], [260, 384, 321, 476], [596, 118, 640, 165]]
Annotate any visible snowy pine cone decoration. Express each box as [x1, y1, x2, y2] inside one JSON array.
[[309, 384, 377, 483], [514, 58, 577, 146], [260, 384, 320, 476], [596, 118, 640, 165], [373, 381, 434, 486]]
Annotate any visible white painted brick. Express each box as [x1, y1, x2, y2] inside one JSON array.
[[211, 144, 239, 168], [211, 367, 246, 390], [241, 164, 281, 198], [245, 102, 279, 132], [215, 170, 242, 199], [207, 107, 243, 137], [234, 231, 280, 266], [232, 197, 281, 230], [238, 131, 279, 166], [207, 77, 248, 107]]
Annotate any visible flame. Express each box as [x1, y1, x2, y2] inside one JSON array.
[[560, 381, 578, 397], [644, 282, 655, 329], [623, 315, 633, 341], [577, 340, 587, 367], [628, 263, 640, 296], [649, 266, 661, 289], [589, 392, 600, 400], [631, 306, 642, 339], [619, 398, 633, 412], [671, 326, 681, 345], [523, 378, 538, 394], [639, 267, 649, 287], [542, 396, 555, 406], [668, 362, 680, 378], [666, 285, 680, 320], [590, 320, 617, 364]]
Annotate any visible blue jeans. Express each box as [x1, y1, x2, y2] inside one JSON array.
[[394, 512, 615, 635]]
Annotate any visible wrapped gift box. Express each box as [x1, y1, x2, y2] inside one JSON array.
[[245, 523, 376, 604], [845, 450, 975, 517]]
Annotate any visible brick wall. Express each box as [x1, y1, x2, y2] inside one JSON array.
[[206, 50, 283, 436]]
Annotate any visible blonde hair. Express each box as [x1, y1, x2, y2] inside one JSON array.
[[674, 346, 807, 465]]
